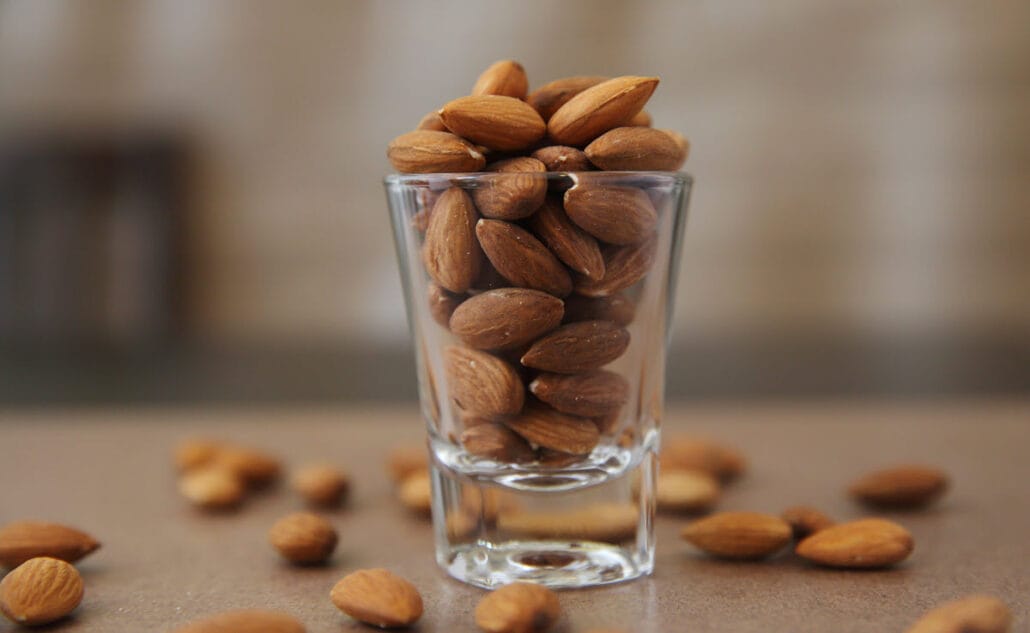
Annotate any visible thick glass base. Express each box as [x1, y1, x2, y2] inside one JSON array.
[[429, 448, 656, 589]]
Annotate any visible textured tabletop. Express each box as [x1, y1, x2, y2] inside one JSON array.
[[1, 401, 1028, 632]]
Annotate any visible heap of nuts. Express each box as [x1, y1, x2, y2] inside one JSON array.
[[387, 61, 690, 467]]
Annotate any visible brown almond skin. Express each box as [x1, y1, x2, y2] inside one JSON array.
[[174, 438, 223, 472], [291, 463, 350, 508], [473, 157, 548, 220], [681, 512, 792, 560], [529, 370, 629, 417], [416, 110, 447, 131], [529, 198, 605, 281], [423, 188, 483, 293], [471, 258, 512, 292], [439, 95, 546, 152], [660, 129, 690, 169], [427, 282, 464, 328], [475, 582, 561, 633], [461, 423, 535, 463], [387, 130, 486, 173], [268, 512, 338, 565], [548, 76, 660, 147], [178, 467, 246, 510], [449, 288, 563, 351], [472, 60, 529, 99], [661, 435, 747, 482], [575, 236, 658, 297], [172, 609, 306, 633], [0, 557, 84, 626], [386, 445, 428, 484], [398, 471, 432, 516], [0, 521, 100, 568], [564, 183, 658, 245], [627, 110, 652, 127], [527, 75, 608, 122], [562, 293, 635, 326], [905, 594, 1012, 633], [782, 505, 836, 539], [445, 346, 525, 417], [796, 518, 914, 568], [213, 446, 282, 488], [531, 145, 593, 172], [521, 320, 630, 374], [657, 470, 721, 514], [330, 569, 423, 628], [585, 127, 683, 171], [848, 465, 949, 508], [504, 402, 600, 455], [476, 219, 572, 297]]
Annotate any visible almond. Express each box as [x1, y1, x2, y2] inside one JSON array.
[[661, 435, 747, 481], [179, 467, 246, 510], [781, 505, 835, 539], [564, 182, 658, 245], [520, 320, 630, 374], [416, 110, 447, 131], [473, 157, 547, 220], [446, 345, 525, 417], [0, 521, 100, 568], [0, 557, 83, 626], [398, 471, 432, 516], [471, 257, 512, 292], [423, 187, 483, 293], [548, 76, 660, 147], [528, 370, 629, 417], [268, 512, 338, 564], [660, 129, 690, 168], [387, 130, 486, 173], [528, 198, 605, 280], [330, 569, 423, 628], [534, 448, 584, 468], [498, 503, 638, 543], [562, 293, 635, 326], [681, 512, 792, 560], [427, 282, 464, 328], [503, 402, 600, 455], [476, 219, 572, 297], [449, 288, 563, 350], [531, 146, 592, 172], [172, 609, 306, 633], [291, 463, 350, 508], [439, 95, 546, 152], [386, 445, 428, 484], [574, 236, 658, 297], [584, 127, 683, 171], [905, 594, 1012, 633], [472, 60, 529, 99], [475, 582, 560, 633], [657, 470, 720, 514], [462, 423, 535, 462], [174, 438, 223, 472], [526, 75, 607, 121], [795, 518, 914, 568], [213, 445, 282, 488], [848, 465, 949, 508], [627, 110, 652, 127]]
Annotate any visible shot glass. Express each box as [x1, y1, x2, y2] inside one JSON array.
[[385, 170, 691, 589]]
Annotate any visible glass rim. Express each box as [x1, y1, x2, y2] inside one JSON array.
[[384, 170, 693, 187]]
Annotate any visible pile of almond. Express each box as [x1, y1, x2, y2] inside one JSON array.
[[388, 61, 690, 468]]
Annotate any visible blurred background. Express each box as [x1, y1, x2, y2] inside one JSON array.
[[1, 0, 1027, 406]]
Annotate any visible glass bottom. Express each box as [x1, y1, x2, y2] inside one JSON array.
[[429, 446, 656, 589]]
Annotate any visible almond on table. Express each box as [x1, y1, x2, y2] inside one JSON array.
[[0, 557, 84, 626], [330, 569, 423, 628], [474, 582, 561, 633], [268, 512, 338, 564], [172, 609, 306, 633], [291, 463, 350, 508], [848, 464, 950, 509], [680, 512, 792, 560], [905, 594, 1012, 633], [0, 521, 100, 568], [795, 518, 914, 568]]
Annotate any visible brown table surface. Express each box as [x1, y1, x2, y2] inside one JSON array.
[[1, 401, 1028, 632]]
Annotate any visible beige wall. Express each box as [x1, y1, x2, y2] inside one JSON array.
[[2, 0, 1028, 346]]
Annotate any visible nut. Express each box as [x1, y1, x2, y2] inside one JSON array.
[[905, 594, 1012, 633], [503, 402, 600, 455], [212, 445, 282, 488], [291, 463, 350, 508], [848, 465, 949, 509], [680, 511, 792, 560], [476, 219, 573, 297], [387, 130, 486, 173], [474, 582, 560, 633], [660, 435, 747, 481], [268, 512, 338, 564], [530, 146, 592, 172], [416, 110, 447, 131], [781, 505, 835, 539], [574, 236, 658, 297], [179, 467, 245, 510], [528, 198, 605, 281], [528, 370, 629, 417], [173, 438, 223, 472], [172, 609, 306, 633], [386, 445, 428, 484], [461, 423, 535, 463], [584, 126, 684, 171], [0, 557, 84, 626], [330, 569, 423, 628], [472, 60, 529, 99], [656, 470, 720, 514], [427, 283, 464, 328], [0, 521, 100, 568], [527, 75, 607, 121], [398, 471, 432, 516], [449, 288, 564, 351], [423, 187, 483, 294], [547, 76, 659, 146], [445, 346, 525, 417], [564, 183, 658, 245], [562, 294, 635, 326], [795, 518, 914, 568], [498, 503, 638, 543], [439, 95, 546, 152], [520, 320, 630, 374], [473, 157, 548, 220], [627, 110, 652, 127]]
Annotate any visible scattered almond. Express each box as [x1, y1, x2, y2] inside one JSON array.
[[0, 557, 84, 626], [528, 198, 605, 281], [905, 594, 1012, 633], [527, 75, 608, 121], [462, 423, 536, 463], [474, 582, 561, 633], [213, 446, 282, 488], [657, 470, 720, 514], [268, 512, 338, 564], [520, 320, 630, 374], [476, 219, 573, 297], [681, 511, 792, 560], [173, 438, 223, 472], [179, 467, 246, 510], [661, 435, 747, 482], [172, 609, 306, 633], [530, 146, 592, 172], [439, 95, 546, 152], [504, 402, 601, 455], [291, 463, 350, 508], [446, 345, 525, 417], [528, 370, 629, 417], [449, 288, 564, 351], [398, 471, 432, 516], [795, 518, 914, 568], [386, 445, 429, 484], [423, 187, 483, 294], [473, 157, 548, 220], [387, 130, 486, 173], [849, 465, 949, 509], [564, 182, 658, 245], [660, 129, 690, 168], [781, 505, 835, 539], [548, 76, 660, 147], [574, 236, 658, 297], [330, 569, 423, 628], [0, 521, 100, 568], [472, 60, 529, 99], [584, 126, 684, 171]]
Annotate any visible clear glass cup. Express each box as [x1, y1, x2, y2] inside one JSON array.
[[385, 170, 691, 589]]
